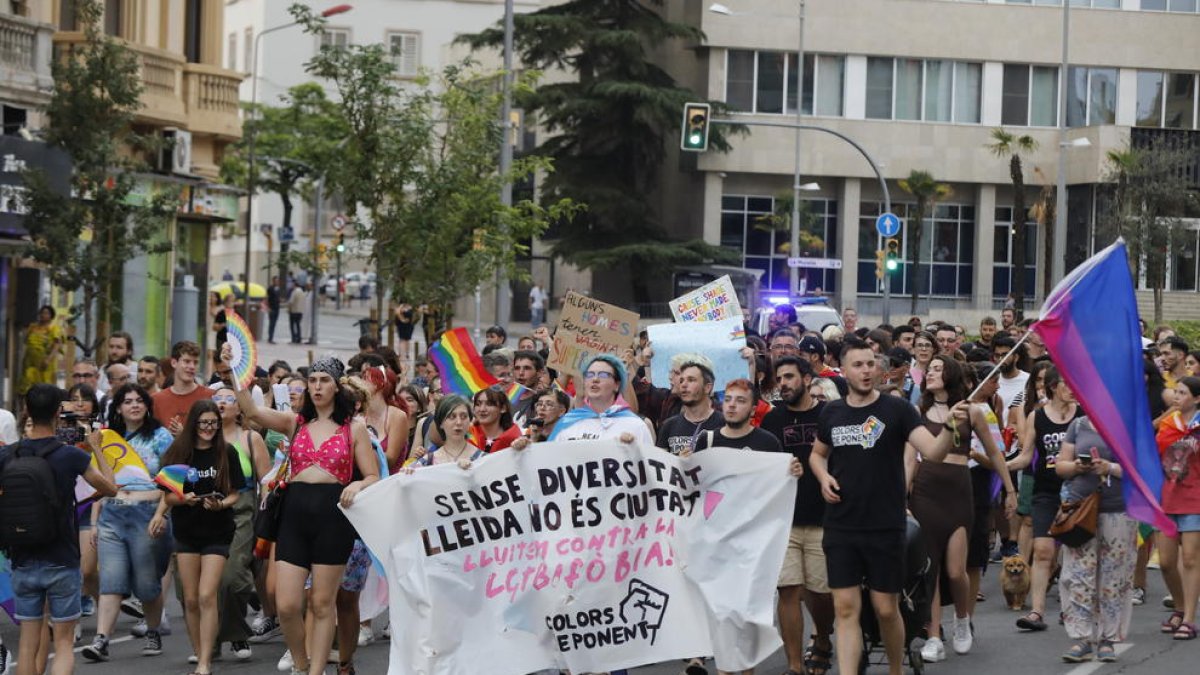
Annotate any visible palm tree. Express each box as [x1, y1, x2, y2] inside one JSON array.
[[986, 129, 1039, 311], [898, 170, 952, 314]]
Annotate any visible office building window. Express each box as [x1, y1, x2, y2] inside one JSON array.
[[387, 32, 420, 77], [857, 202, 975, 297], [320, 28, 351, 51], [865, 57, 981, 123], [104, 0, 122, 37], [184, 0, 202, 63], [1137, 71, 1198, 129], [244, 28, 254, 72], [1001, 64, 1058, 127], [721, 195, 839, 293], [1005, 0, 1120, 5], [1066, 66, 1117, 127], [992, 207, 1038, 298], [227, 33, 237, 71], [1143, 0, 1200, 12], [725, 51, 845, 117]]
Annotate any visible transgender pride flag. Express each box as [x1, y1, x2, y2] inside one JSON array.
[[1033, 239, 1176, 537]]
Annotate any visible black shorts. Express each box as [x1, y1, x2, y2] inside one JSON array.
[[822, 528, 905, 594], [967, 506, 992, 569], [275, 483, 357, 569], [1031, 492, 1060, 539], [174, 536, 231, 558]]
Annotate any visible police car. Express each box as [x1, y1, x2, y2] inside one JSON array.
[[754, 296, 844, 335]]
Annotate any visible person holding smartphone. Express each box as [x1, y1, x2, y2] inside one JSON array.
[[154, 400, 243, 675]]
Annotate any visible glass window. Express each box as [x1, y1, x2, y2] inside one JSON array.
[[925, 60, 953, 122], [720, 211, 744, 250], [895, 59, 923, 121], [1137, 71, 1165, 127], [1172, 230, 1198, 292], [954, 62, 982, 123], [866, 57, 894, 120], [1165, 73, 1197, 129], [816, 55, 845, 116], [786, 53, 803, 114], [1141, 0, 1166, 8], [756, 52, 785, 114], [1066, 66, 1089, 127], [1168, 0, 1197, 11], [724, 196, 839, 293], [726, 51, 755, 112], [1031, 66, 1059, 127], [1088, 68, 1118, 125], [859, 201, 973, 297], [1002, 64, 1030, 126]]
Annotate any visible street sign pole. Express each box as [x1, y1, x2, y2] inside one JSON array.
[[876, 212, 901, 325]]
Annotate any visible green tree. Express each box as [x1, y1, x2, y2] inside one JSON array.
[[1098, 139, 1200, 323], [221, 83, 346, 287], [22, 0, 175, 349], [986, 129, 1038, 311], [460, 0, 740, 305], [898, 170, 953, 314]]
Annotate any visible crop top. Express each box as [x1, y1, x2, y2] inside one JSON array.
[[290, 415, 353, 485], [922, 419, 973, 457]]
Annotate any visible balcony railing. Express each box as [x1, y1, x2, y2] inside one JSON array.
[[1, 13, 53, 96], [184, 63, 243, 140]]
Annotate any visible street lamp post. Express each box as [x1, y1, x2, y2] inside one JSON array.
[[242, 4, 352, 321], [494, 0, 516, 328], [1052, 0, 1070, 286]]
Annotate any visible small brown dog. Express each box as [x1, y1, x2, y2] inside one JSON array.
[[1001, 555, 1031, 611]]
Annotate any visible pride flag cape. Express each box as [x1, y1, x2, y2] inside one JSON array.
[[429, 327, 495, 396], [75, 430, 153, 505], [154, 464, 190, 499], [1032, 239, 1176, 537]]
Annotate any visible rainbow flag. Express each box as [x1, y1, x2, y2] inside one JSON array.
[[1032, 239, 1175, 537], [154, 464, 190, 499], [502, 381, 531, 406], [428, 327, 498, 396]]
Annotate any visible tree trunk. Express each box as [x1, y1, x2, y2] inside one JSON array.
[[909, 201, 924, 315], [279, 194, 293, 285], [1010, 155, 1027, 313]]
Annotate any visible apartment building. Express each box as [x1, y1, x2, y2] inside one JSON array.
[[657, 0, 1200, 322]]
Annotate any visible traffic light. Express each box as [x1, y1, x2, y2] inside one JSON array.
[[885, 238, 900, 273], [680, 103, 711, 152], [335, 233, 345, 254]]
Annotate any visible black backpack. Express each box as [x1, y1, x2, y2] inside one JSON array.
[[0, 440, 67, 551]]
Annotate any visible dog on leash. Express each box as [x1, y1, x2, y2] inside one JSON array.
[[1001, 555, 1031, 611]]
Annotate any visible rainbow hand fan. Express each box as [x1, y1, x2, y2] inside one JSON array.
[[225, 310, 258, 390], [154, 464, 190, 499]]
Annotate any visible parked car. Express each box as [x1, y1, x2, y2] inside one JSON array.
[[322, 272, 376, 300], [754, 296, 844, 336]]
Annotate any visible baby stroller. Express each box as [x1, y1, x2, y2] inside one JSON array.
[[857, 516, 933, 674]]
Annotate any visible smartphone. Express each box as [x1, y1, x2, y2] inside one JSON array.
[[194, 492, 225, 501], [1078, 453, 1093, 465]]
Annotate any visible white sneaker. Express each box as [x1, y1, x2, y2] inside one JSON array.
[[921, 636, 946, 663], [277, 649, 294, 672], [358, 625, 374, 646], [952, 615, 973, 655]]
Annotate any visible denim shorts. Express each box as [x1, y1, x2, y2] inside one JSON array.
[[1172, 513, 1200, 533], [13, 561, 82, 623], [97, 500, 174, 599]]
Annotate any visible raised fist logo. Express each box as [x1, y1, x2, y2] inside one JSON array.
[[618, 579, 669, 645]]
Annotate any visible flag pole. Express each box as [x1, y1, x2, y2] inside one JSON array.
[[966, 329, 1036, 403]]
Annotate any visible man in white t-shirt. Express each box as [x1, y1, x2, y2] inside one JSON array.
[[529, 283, 548, 328], [992, 335, 1029, 419]]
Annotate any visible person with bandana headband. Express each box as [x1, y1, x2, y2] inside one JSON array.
[[222, 347, 379, 675]]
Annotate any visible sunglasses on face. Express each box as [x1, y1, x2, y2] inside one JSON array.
[[212, 395, 236, 404], [583, 371, 616, 380]]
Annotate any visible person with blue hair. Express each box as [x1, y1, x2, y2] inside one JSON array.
[[544, 354, 654, 446]]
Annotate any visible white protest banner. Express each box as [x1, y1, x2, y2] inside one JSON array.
[[548, 291, 640, 378], [670, 275, 743, 323], [647, 318, 748, 393], [343, 440, 795, 675]]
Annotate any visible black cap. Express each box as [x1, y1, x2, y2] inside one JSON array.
[[798, 335, 826, 357], [886, 347, 913, 368]]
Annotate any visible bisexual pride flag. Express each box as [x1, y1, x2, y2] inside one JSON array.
[[1032, 239, 1176, 537], [428, 327, 530, 404]]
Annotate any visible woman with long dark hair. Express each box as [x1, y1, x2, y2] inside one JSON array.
[[80, 385, 175, 662], [910, 357, 1015, 662], [470, 387, 521, 453], [158, 400, 243, 675], [908, 331, 937, 405], [227, 349, 378, 675]]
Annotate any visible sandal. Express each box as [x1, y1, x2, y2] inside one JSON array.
[[1097, 641, 1117, 663], [1061, 641, 1093, 663], [803, 637, 833, 675], [1162, 611, 1185, 634], [1174, 622, 1198, 641], [1016, 611, 1047, 632]]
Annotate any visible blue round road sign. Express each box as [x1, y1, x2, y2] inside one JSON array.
[[876, 212, 901, 237]]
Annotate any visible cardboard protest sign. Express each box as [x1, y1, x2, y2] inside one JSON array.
[[647, 318, 748, 393], [670, 275, 743, 323], [343, 440, 795, 675], [547, 292, 639, 378]]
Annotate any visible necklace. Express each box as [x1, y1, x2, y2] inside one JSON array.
[[440, 441, 470, 462]]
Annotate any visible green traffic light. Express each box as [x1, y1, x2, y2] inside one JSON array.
[[886, 258, 898, 271], [688, 133, 702, 146]]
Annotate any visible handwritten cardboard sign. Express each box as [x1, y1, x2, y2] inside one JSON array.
[[548, 292, 640, 378], [343, 440, 795, 675], [670, 275, 743, 323]]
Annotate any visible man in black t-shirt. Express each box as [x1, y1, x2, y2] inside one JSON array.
[[656, 361, 723, 455], [692, 379, 782, 454], [810, 338, 969, 675], [758, 356, 832, 675]]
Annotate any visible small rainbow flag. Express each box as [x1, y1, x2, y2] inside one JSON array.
[[502, 381, 531, 406], [154, 464, 190, 499], [429, 327, 498, 396]]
